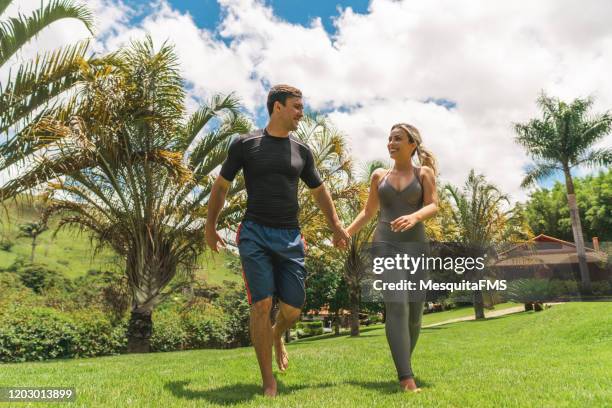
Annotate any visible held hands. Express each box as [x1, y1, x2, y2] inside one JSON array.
[[390, 214, 419, 232], [205, 227, 226, 252], [332, 224, 350, 249]]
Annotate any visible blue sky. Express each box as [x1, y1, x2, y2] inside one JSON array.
[[123, 0, 370, 36]]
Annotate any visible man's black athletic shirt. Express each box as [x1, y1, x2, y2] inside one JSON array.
[[220, 129, 323, 229]]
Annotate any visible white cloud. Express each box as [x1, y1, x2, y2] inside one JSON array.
[[1, 0, 130, 84], [209, 0, 612, 201], [3, 0, 612, 203]]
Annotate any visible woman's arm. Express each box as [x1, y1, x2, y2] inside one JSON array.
[[346, 169, 384, 236], [389, 166, 439, 232], [413, 166, 438, 222]]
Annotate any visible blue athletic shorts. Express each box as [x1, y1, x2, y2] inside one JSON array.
[[236, 220, 307, 308]]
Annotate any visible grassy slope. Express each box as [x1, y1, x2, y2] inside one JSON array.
[[1, 302, 610, 408], [0, 199, 240, 283]]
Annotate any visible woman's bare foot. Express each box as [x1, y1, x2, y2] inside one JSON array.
[[263, 378, 277, 397], [274, 336, 289, 372], [400, 377, 421, 393]]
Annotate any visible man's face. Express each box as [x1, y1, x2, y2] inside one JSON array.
[[276, 96, 303, 130]]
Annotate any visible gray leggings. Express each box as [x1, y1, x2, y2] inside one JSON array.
[[384, 300, 424, 380]]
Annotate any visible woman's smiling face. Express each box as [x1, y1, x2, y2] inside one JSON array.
[[387, 127, 416, 160]]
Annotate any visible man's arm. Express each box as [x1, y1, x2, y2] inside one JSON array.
[[205, 175, 231, 252], [310, 184, 350, 248]]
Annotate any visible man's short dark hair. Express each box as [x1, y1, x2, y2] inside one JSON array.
[[266, 85, 302, 116]]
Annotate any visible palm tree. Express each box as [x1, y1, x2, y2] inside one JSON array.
[[445, 170, 514, 319], [339, 160, 383, 336], [1, 0, 94, 175], [1, 37, 250, 352], [269, 114, 361, 335], [295, 114, 355, 234], [343, 196, 377, 336], [514, 93, 612, 293], [17, 219, 48, 262]]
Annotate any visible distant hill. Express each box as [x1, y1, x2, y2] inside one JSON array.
[[0, 196, 240, 284]]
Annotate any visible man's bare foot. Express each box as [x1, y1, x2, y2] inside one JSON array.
[[400, 377, 421, 393], [274, 335, 289, 372], [263, 378, 277, 397]]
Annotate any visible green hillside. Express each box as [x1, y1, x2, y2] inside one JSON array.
[[0, 198, 240, 284], [1, 302, 610, 407]]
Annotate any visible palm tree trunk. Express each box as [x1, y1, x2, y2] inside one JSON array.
[[127, 309, 153, 353], [563, 167, 591, 294], [473, 290, 485, 319], [349, 290, 360, 336], [30, 236, 37, 263], [333, 310, 340, 335]]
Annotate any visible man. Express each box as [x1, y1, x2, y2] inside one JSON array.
[[205, 84, 349, 397]]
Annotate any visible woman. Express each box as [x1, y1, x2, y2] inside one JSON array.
[[347, 123, 438, 392]]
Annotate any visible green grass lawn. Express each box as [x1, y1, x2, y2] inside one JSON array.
[[421, 302, 519, 326], [1, 302, 610, 407]]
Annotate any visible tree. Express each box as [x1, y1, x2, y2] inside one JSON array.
[[284, 114, 360, 334], [514, 93, 612, 293], [343, 207, 375, 336], [338, 160, 383, 336], [0, 37, 250, 352], [294, 114, 356, 243], [17, 220, 48, 262], [1, 0, 94, 173], [524, 169, 612, 242], [445, 170, 521, 319]]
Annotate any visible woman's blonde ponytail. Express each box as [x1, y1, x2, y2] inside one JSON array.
[[392, 123, 438, 176]]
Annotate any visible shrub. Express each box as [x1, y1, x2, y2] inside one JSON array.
[[70, 311, 127, 357], [217, 283, 251, 347], [296, 321, 323, 338], [0, 278, 253, 361], [506, 279, 552, 303], [0, 276, 37, 317], [0, 271, 26, 291], [15, 264, 72, 294], [447, 289, 474, 306], [505, 279, 581, 303], [0, 307, 77, 362], [0, 238, 13, 251], [0, 307, 126, 362], [183, 315, 227, 349], [151, 310, 187, 352], [73, 269, 130, 321], [440, 297, 456, 310], [369, 315, 382, 324], [591, 280, 612, 296], [181, 298, 228, 348]]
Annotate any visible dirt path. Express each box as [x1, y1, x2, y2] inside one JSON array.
[[423, 303, 564, 328]]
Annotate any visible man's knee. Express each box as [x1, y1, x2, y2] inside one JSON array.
[[279, 301, 302, 322], [251, 296, 273, 317]]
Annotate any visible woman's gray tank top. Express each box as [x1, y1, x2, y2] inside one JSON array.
[[373, 166, 426, 243]]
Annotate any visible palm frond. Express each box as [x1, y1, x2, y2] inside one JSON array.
[[179, 93, 244, 151], [0, 151, 94, 199], [0, 0, 13, 18], [520, 162, 560, 188], [360, 159, 387, 181], [0, 40, 90, 134], [189, 111, 250, 174], [0, 0, 94, 66], [575, 148, 612, 168]]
